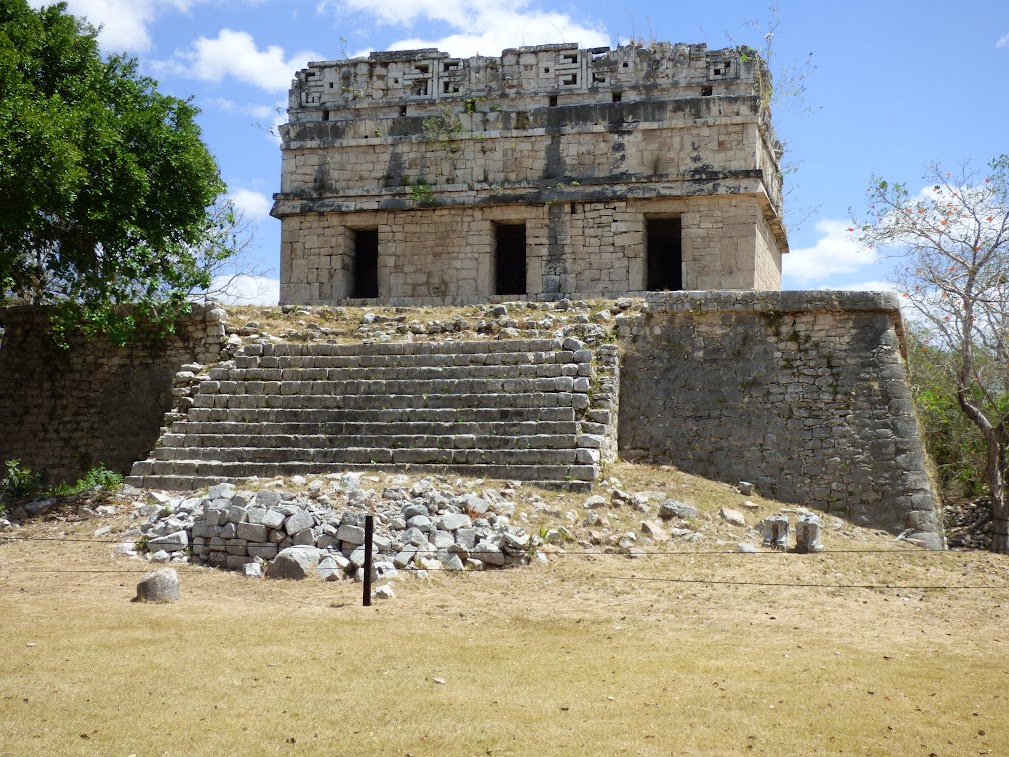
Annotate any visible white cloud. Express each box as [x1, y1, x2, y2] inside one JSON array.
[[229, 189, 272, 220], [211, 97, 277, 120], [321, 0, 610, 58], [998, 32, 1009, 48], [159, 29, 321, 92], [207, 274, 279, 305], [210, 97, 287, 144], [783, 219, 878, 286], [29, 0, 193, 52]]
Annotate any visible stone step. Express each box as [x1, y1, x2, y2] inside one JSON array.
[[240, 338, 563, 358], [184, 407, 579, 424], [190, 392, 589, 411], [160, 433, 578, 451], [228, 350, 585, 371], [195, 376, 592, 397], [125, 472, 593, 493], [201, 362, 589, 383], [147, 446, 585, 466], [128, 460, 598, 484], [168, 419, 581, 437]]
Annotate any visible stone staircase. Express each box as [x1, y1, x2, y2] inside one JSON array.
[[126, 338, 619, 491]]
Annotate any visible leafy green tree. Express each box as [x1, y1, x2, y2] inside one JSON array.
[[858, 156, 1009, 552], [0, 0, 237, 344], [907, 333, 989, 498]]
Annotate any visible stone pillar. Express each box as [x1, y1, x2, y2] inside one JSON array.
[[794, 513, 824, 553], [759, 514, 789, 550]]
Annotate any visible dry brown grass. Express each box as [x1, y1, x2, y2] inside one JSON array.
[[2, 464, 1009, 756]]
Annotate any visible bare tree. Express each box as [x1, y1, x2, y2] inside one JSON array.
[[186, 197, 272, 305], [858, 155, 1009, 552]]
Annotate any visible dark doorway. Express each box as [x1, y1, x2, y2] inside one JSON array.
[[353, 229, 378, 298], [646, 218, 683, 291], [495, 223, 527, 295]]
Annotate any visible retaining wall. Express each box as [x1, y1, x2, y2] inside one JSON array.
[[617, 291, 943, 548], [0, 305, 224, 484]]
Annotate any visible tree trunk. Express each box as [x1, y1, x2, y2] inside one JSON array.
[[987, 435, 1009, 553]]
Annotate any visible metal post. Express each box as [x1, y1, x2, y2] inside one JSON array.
[[362, 514, 374, 607]]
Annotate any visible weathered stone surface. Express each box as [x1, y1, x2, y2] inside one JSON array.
[[439, 513, 472, 531], [659, 500, 698, 520], [236, 522, 268, 542], [207, 483, 236, 500], [136, 568, 179, 603], [284, 510, 314, 535], [267, 547, 323, 580], [407, 514, 433, 532], [255, 490, 283, 508], [794, 513, 824, 553], [147, 531, 188, 553], [336, 524, 366, 545], [245, 507, 267, 525], [290, 528, 316, 546], [640, 520, 669, 542], [475, 541, 505, 566], [759, 514, 790, 550], [261, 509, 286, 529], [620, 294, 945, 545], [719, 507, 746, 527], [247, 543, 278, 560], [317, 555, 346, 581]]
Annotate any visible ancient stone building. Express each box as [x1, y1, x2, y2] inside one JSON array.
[[272, 42, 788, 305]]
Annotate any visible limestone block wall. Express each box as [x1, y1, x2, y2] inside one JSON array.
[[617, 291, 944, 548], [274, 42, 788, 305], [278, 114, 766, 195], [0, 305, 224, 484], [279, 195, 780, 305]]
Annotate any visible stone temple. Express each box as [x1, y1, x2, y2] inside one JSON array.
[[272, 42, 788, 305]]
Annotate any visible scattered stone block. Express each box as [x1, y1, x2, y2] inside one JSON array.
[[759, 514, 790, 550], [640, 520, 669, 542], [719, 507, 746, 527], [147, 530, 188, 553], [267, 547, 323, 580], [135, 568, 179, 603], [659, 500, 698, 520], [794, 513, 824, 553]]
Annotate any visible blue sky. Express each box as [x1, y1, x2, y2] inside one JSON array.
[[35, 0, 1009, 302]]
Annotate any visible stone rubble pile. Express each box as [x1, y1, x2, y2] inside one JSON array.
[[221, 299, 645, 349], [943, 497, 993, 550], [132, 474, 539, 581]]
